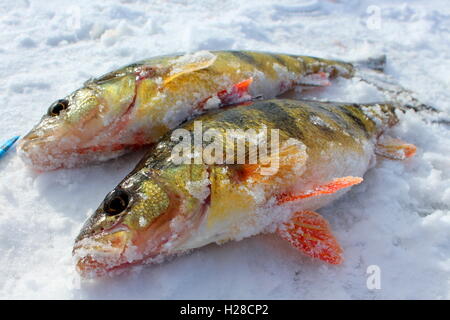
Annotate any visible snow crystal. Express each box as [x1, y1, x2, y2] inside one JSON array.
[[203, 95, 221, 110], [139, 216, 147, 228], [186, 177, 211, 202], [1, 0, 449, 299]]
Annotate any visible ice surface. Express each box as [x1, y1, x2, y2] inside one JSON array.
[[0, 0, 449, 299]]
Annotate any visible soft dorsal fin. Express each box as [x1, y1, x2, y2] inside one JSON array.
[[164, 52, 217, 85], [276, 176, 363, 204], [277, 210, 343, 264]]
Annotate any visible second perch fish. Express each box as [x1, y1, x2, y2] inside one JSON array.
[[73, 99, 416, 277], [18, 50, 354, 170]]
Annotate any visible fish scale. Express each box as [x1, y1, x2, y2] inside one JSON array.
[[72, 99, 416, 278], [18, 50, 354, 171]]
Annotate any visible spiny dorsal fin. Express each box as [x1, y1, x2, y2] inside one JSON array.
[[164, 51, 217, 86]]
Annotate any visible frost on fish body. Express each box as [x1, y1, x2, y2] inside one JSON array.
[[19, 51, 354, 170], [73, 99, 405, 277]]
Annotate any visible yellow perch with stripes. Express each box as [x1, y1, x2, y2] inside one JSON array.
[[73, 99, 416, 277], [19, 50, 354, 170]]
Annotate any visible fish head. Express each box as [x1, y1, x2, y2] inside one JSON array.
[[18, 72, 138, 170], [73, 164, 209, 277]]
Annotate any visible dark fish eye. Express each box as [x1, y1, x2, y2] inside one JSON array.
[[103, 189, 130, 216], [47, 99, 69, 116]]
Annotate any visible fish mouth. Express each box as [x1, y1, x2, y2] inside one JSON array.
[[73, 215, 196, 278], [18, 130, 140, 170], [19, 114, 142, 171], [18, 129, 51, 152], [18, 133, 60, 170], [73, 223, 172, 278], [73, 228, 135, 278], [18, 124, 79, 170]]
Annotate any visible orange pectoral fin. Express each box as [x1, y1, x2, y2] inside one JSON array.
[[237, 139, 308, 186], [277, 210, 343, 264], [276, 176, 363, 205], [233, 78, 253, 94], [376, 136, 417, 160], [218, 78, 253, 105]]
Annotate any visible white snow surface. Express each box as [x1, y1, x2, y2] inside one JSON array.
[[1, 0, 450, 299]]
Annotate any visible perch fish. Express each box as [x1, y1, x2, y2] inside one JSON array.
[[73, 99, 416, 277], [19, 51, 354, 170]]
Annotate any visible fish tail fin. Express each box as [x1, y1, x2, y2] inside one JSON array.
[[353, 55, 387, 73], [352, 55, 439, 114]]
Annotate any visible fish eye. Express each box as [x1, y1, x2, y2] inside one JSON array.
[[103, 189, 130, 216], [47, 99, 69, 116]]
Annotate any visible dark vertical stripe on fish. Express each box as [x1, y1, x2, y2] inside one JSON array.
[[338, 105, 370, 138], [268, 53, 288, 67], [230, 51, 261, 68], [256, 102, 304, 140]]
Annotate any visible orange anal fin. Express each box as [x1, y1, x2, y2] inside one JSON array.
[[297, 72, 331, 87], [218, 78, 253, 105], [277, 210, 343, 264], [276, 176, 363, 204], [376, 136, 417, 160]]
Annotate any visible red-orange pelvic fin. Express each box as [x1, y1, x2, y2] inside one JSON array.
[[218, 78, 253, 105], [376, 136, 417, 160], [277, 210, 343, 264], [276, 176, 363, 205]]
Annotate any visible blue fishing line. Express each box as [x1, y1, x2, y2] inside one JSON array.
[[0, 136, 20, 159]]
